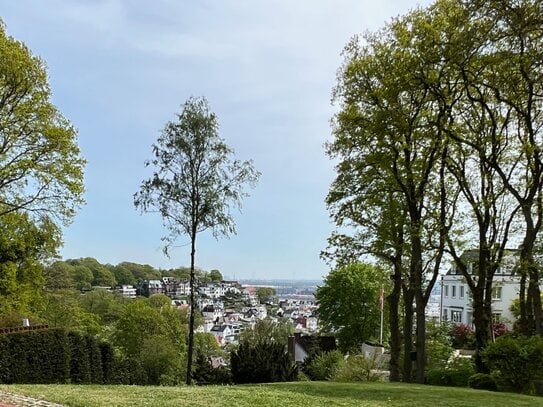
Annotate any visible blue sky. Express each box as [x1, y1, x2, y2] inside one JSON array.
[[1, 1, 432, 280]]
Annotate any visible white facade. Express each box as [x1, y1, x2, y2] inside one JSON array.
[[441, 251, 521, 327], [118, 285, 137, 299]]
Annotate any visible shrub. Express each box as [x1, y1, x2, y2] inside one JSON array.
[[332, 353, 384, 383], [492, 322, 509, 339], [139, 336, 183, 385], [482, 335, 543, 393], [112, 356, 148, 385], [451, 324, 475, 349], [230, 340, 298, 384], [468, 373, 498, 391], [427, 357, 475, 387], [305, 350, 343, 381], [193, 352, 232, 385], [426, 340, 453, 370]]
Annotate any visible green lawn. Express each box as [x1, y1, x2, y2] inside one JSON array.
[[0, 382, 541, 407]]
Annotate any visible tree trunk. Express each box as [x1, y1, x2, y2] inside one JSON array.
[[472, 286, 490, 373], [518, 234, 542, 335], [186, 232, 197, 385], [388, 262, 402, 382], [402, 288, 414, 383], [415, 290, 426, 383]]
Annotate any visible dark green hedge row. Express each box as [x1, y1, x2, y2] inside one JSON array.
[[0, 329, 115, 384]]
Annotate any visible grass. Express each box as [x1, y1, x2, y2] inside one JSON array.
[[1, 382, 541, 407]]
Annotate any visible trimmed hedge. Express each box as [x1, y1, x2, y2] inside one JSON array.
[[0, 328, 115, 384], [0, 329, 70, 384]]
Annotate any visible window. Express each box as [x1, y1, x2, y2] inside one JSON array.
[[492, 313, 501, 322], [444, 285, 449, 297], [451, 311, 462, 323], [460, 286, 464, 299], [492, 286, 502, 300], [452, 285, 457, 298]]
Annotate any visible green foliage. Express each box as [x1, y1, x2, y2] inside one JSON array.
[[468, 373, 498, 392], [208, 269, 223, 282], [67, 258, 116, 288], [426, 321, 454, 370], [316, 263, 388, 352], [73, 265, 93, 291], [0, 213, 60, 315], [332, 353, 385, 383], [115, 262, 160, 282], [0, 329, 70, 384], [450, 324, 475, 349], [0, 22, 85, 223], [98, 342, 115, 384], [43, 261, 75, 290], [427, 357, 475, 387], [194, 332, 221, 357], [66, 333, 88, 383], [39, 290, 101, 336], [239, 318, 294, 347], [256, 287, 276, 304], [111, 356, 148, 385], [192, 352, 232, 385], [139, 336, 184, 385], [230, 340, 298, 384], [482, 335, 543, 393], [305, 350, 343, 381], [113, 299, 186, 357], [134, 96, 261, 250], [79, 289, 126, 325]]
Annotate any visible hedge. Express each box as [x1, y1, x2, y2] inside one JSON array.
[[0, 328, 114, 384]]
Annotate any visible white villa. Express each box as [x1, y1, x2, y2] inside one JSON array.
[[441, 250, 521, 327]]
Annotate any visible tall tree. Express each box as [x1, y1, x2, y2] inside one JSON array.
[[134, 96, 259, 385], [0, 22, 85, 223], [464, 0, 543, 335], [330, 14, 454, 380], [0, 21, 85, 316], [316, 263, 388, 352]]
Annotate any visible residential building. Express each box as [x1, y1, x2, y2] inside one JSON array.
[[118, 285, 137, 299], [441, 250, 521, 327]]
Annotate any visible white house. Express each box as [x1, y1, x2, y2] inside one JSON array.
[[210, 325, 234, 346], [118, 285, 136, 299], [441, 250, 521, 327]]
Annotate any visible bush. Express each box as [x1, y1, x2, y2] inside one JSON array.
[[192, 352, 232, 385], [451, 324, 475, 349], [482, 335, 543, 393], [230, 340, 298, 384], [427, 357, 475, 387], [468, 373, 498, 391], [332, 353, 384, 382], [304, 350, 343, 381], [112, 356, 148, 385], [426, 340, 453, 370]]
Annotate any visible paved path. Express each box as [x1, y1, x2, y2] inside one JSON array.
[[0, 391, 65, 407]]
